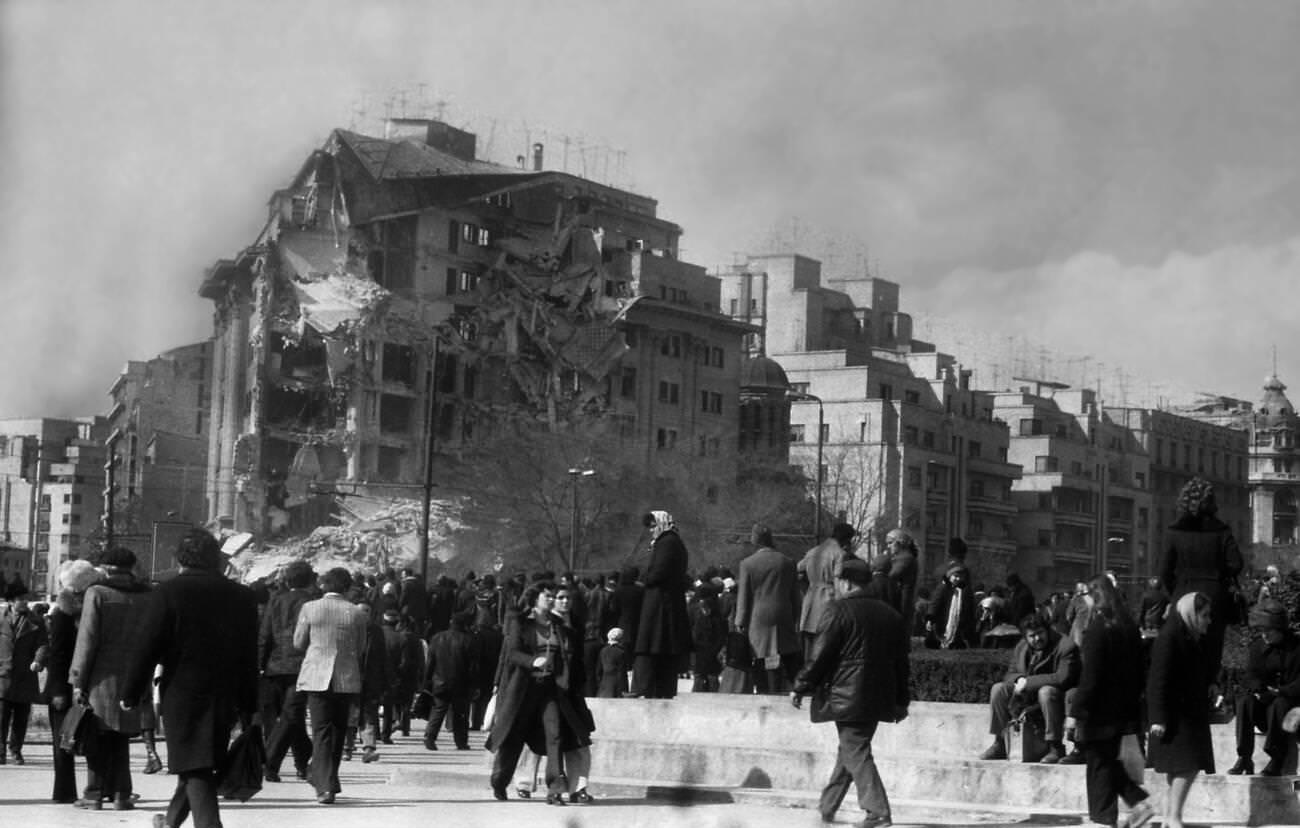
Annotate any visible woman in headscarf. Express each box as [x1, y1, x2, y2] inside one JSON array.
[[631, 511, 692, 698], [45, 560, 103, 803], [1147, 592, 1215, 828], [1160, 477, 1241, 681], [1066, 575, 1153, 828]]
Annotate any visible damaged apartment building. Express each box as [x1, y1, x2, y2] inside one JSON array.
[[201, 118, 753, 538]]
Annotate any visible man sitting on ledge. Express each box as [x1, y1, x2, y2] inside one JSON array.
[[1227, 598, 1300, 776], [979, 613, 1080, 764]]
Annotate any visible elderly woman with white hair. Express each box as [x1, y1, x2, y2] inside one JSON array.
[[44, 560, 103, 803], [1147, 591, 1216, 828]]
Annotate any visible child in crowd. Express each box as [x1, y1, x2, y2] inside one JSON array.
[[596, 627, 628, 698]]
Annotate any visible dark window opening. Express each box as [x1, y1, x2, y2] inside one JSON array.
[[382, 344, 417, 386], [379, 394, 414, 434]]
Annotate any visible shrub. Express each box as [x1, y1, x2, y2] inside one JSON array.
[[909, 645, 1010, 703]]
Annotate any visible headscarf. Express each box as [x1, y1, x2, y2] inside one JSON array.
[[885, 528, 917, 551], [646, 510, 676, 542]]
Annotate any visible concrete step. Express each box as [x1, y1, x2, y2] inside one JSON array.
[[587, 696, 1300, 772], [585, 733, 1300, 826]]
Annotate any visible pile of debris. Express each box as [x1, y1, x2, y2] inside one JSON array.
[[231, 495, 464, 583]]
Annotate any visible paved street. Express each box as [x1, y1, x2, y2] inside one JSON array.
[[0, 730, 1101, 828]]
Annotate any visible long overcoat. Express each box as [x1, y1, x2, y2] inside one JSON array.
[[797, 538, 844, 635], [0, 606, 48, 703], [1067, 616, 1144, 741], [69, 571, 153, 734], [485, 613, 591, 754], [1146, 612, 1215, 774], [633, 530, 692, 657], [122, 569, 258, 774], [43, 601, 78, 704], [1160, 515, 1242, 624], [736, 545, 802, 660]]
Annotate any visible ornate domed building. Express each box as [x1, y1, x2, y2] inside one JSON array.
[[1249, 373, 1300, 546], [738, 354, 790, 460]]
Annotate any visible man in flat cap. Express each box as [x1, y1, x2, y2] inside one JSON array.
[[1227, 599, 1300, 776], [792, 556, 910, 827]]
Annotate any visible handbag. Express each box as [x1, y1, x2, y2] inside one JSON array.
[[409, 689, 433, 721], [217, 725, 266, 802], [58, 700, 95, 756]]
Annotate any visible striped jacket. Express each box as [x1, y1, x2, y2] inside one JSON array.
[[293, 593, 367, 693]]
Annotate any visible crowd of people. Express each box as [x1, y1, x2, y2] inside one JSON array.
[[0, 478, 1297, 828]]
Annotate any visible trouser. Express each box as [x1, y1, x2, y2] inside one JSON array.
[[260, 675, 311, 775], [48, 704, 78, 802], [0, 698, 31, 753], [84, 727, 133, 800], [989, 683, 1076, 744], [752, 652, 802, 695], [489, 680, 565, 795], [1235, 692, 1295, 761], [380, 691, 412, 740], [631, 654, 679, 699], [583, 640, 603, 697], [819, 720, 890, 822], [305, 691, 356, 797], [1081, 735, 1148, 826], [425, 691, 470, 749], [470, 686, 494, 730], [356, 697, 379, 750], [164, 768, 221, 828]]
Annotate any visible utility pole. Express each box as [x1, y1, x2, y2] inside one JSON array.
[[419, 340, 440, 584]]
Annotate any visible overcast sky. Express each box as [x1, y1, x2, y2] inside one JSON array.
[[3, 1, 1298, 419]]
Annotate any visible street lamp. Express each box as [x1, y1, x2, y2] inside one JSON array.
[[788, 391, 824, 543], [567, 467, 596, 572]]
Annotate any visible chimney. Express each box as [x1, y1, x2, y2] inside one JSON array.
[[532, 142, 544, 171]]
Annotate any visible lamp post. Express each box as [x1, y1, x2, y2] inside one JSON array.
[[788, 391, 824, 543], [419, 339, 441, 585], [567, 467, 596, 572]]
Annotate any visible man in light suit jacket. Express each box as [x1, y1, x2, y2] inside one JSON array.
[[294, 567, 367, 804], [735, 524, 803, 693], [797, 522, 856, 659]]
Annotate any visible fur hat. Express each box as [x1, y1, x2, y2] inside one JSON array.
[[1248, 599, 1289, 632], [606, 627, 624, 645], [57, 559, 103, 594]]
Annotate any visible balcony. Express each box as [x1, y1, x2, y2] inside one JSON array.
[[1252, 471, 1300, 484], [1055, 511, 1096, 528], [968, 455, 1022, 478], [967, 495, 1017, 516]]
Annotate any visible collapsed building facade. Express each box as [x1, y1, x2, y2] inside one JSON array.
[[200, 118, 753, 545]]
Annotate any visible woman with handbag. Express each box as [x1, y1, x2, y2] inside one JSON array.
[[1065, 575, 1154, 828], [69, 547, 154, 811]]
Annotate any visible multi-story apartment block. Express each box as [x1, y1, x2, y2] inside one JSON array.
[[104, 342, 213, 576], [992, 384, 1152, 594], [201, 119, 749, 539], [1110, 406, 1250, 571], [0, 418, 107, 593], [718, 253, 1018, 586]]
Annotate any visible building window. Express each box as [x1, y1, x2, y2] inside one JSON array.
[[382, 344, 417, 386], [447, 219, 459, 253], [659, 335, 682, 358], [921, 431, 935, 448], [969, 479, 985, 498], [699, 391, 723, 414], [904, 389, 920, 404], [656, 428, 678, 450], [620, 368, 637, 399], [1135, 471, 1146, 489], [379, 394, 414, 434], [1037, 529, 1052, 546], [968, 441, 981, 459], [1035, 455, 1059, 473], [790, 382, 810, 395], [367, 216, 417, 293], [1019, 418, 1043, 436], [729, 299, 737, 315], [657, 381, 680, 405], [879, 383, 893, 401], [907, 466, 921, 487], [790, 424, 806, 443], [1070, 460, 1083, 476], [903, 426, 918, 445], [711, 347, 724, 368]]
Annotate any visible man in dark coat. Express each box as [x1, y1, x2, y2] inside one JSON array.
[[123, 529, 258, 828], [257, 559, 315, 782], [398, 568, 431, 637], [1005, 574, 1037, 627], [612, 567, 643, 671], [423, 611, 478, 750], [735, 524, 802, 693], [885, 529, 919, 635], [379, 609, 423, 742], [1228, 599, 1300, 776], [791, 558, 909, 827], [979, 613, 1081, 763], [0, 596, 48, 765], [631, 511, 692, 699]]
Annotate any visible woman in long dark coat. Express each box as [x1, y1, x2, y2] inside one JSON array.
[[44, 561, 103, 802], [1147, 592, 1215, 828], [1160, 477, 1241, 681], [486, 583, 587, 804], [632, 511, 692, 698], [1066, 575, 1153, 828]]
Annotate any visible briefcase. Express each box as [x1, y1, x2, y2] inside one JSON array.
[[58, 701, 95, 756]]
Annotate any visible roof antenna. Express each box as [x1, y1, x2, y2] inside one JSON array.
[[1274, 343, 1278, 377]]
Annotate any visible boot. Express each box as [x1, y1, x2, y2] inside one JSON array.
[[1227, 757, 1254, 775], [143, 729, 163, 774], [978, 738, 1007, 760], [342, 727, 356, 761]]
